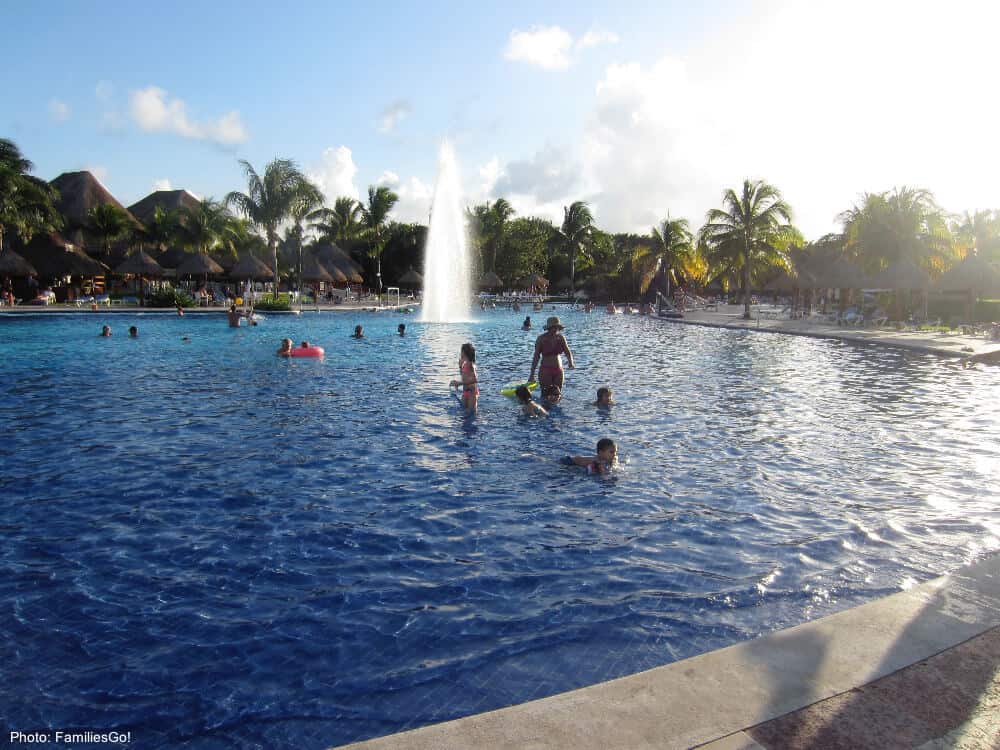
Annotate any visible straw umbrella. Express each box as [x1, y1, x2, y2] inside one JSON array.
[[867, 257, 930, 320], [0, 250, 38, 278], [478, 271, 503, 289], [154, 247, 189, 269], [177, 252, 225, 301], [229, 254, 274, 303], [398, 266, 423, 287], [524, 273, 548, 289], [114, 250, 165, 305], [933, 250, 1000, 323]]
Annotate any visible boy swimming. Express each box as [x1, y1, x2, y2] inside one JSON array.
[[565, 438, 618, 475], [594, 387, 615, 407]]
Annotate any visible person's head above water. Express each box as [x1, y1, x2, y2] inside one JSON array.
[[353, 325, 364, 338], [596, 387, 613, 405], [460, 342, 476, 362], [128, 326, 138, 338], [515, 385, 532, 403], [278, 338, 293, 353], [398, 323, 405, 335], [596, 438, 617, 463], [100, 325, 111, 337]]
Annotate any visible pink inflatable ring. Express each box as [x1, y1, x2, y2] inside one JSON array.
[[290, 345, 325, 358]]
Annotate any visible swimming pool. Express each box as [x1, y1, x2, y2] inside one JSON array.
[[1, 309, 998, 748]]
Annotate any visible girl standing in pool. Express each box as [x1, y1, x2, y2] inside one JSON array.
[[450, 342, 479, 412], [529, 317, 575, 404]]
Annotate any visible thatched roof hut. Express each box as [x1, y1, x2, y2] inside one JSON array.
[[12, 232, 107, 277], [312, 241, 364, 278], [0, 250, 38, 277], [49, 171, 143, 248], [867, 258, 930, 290], [229, 254, 274, 280], [933, 251, 1000, 295], [127, 189, 201, 225], [397, 266, 423, 286], [478, 271, 503, 289], [300, 254, 334, 283], [154, 247, 191, 269], [113, 250, 165, 277], [176, 252, 224, 277]]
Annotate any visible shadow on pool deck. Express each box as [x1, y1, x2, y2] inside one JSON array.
[[338, 553, 1000, 750]]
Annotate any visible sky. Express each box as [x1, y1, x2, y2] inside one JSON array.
[[3, 0, 998, 241]]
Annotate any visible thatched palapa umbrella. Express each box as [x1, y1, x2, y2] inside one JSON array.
[[0, 250, 38, 278], [176, 252, 225, 277], [933, 250, 1000, 323], [229, 254, 274, 280], [524, 273, 548, 289], [114, 250, 165, 305], [154, 247, 189, 269], [867, 257, 930, 320], [478, 271, 503, 289], [397, 266, 423, 287], [300, 254, 334, 283]]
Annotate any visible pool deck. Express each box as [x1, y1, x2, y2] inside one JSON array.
[[657, 304, 1000, 361], [338, 553, 1000, 750]]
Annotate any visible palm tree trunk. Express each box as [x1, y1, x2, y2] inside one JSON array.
[[742, 238, 752, 319]]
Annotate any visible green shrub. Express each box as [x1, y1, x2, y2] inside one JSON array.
[[253, 297, 292, 312], [147, 288, 196, 308]]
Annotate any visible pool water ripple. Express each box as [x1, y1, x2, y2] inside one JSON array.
[[1, 310, 998, 748]]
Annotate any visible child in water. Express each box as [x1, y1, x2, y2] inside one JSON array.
[[515, 385, 547, 417], [565, 438, 618, 475], [100, 325, 112, 337], [277, 338, 293, 356], [398, 323, 406, 336], [128, 326, 138, 338], [594, 387, 615, 407], [449, 342, 479, 411], [352, 325, 364, 339]]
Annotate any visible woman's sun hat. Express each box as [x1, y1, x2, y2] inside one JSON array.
[[544, 316, 564, 330]]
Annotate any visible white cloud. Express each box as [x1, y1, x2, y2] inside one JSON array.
[[129, 86, 248, 146], [393, 176, 434, 224], [95, 81, 114, 102], [152, 178, 172, 192], [308, 146, 360, 203], [377, 100, 412, 134], [574, 0, 1000, 239], [505, 25, 618, 70], [495, 145, 584, 204], [377, 170, 400, 186], [577, 29, 619, 50], [48, 99, 70, 122], [505, 26, 573, 70]]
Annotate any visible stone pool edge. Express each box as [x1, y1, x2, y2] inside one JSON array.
[[336, 552, 1000, 749]]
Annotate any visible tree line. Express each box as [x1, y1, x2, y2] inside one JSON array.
[[3, 138, 998, 312]]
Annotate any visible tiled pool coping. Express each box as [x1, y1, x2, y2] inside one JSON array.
[[338, 553, 999, 749]]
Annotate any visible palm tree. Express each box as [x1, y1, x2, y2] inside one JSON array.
[[311, 196, 363, 243], [0, 138, 62, 252], [225, 158, 319, 293], [360, 185, 399, 291], [700, 179, 795, 319], [488, 198, 515, 273], [952, 209, 999, 263], [179, 199, 229, 254], [87, 203, 132, 259], [465, 203, 491, 274], [219, 216, 266, 261], [142, 205, 181, 253], [559, 200, 594, 293], [650, 215, 694, 298], [288, 188, 326, 291], [838, 187, 953, 273]]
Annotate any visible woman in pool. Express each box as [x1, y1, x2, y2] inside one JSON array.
[[100, 325, 112, 337], [529, 317, 575, 404], [449, 342, 479, 412], [128, 326, 138, 338], [398, 323, 406, 336], [277, 338, 293, 357], [352, 325, 364, 339], [522, 316, 531, 330]]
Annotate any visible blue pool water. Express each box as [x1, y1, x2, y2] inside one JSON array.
[[1, 309, 998, 748]]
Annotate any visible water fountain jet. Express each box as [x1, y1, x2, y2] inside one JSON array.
[[420, 141, 472, 322]]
